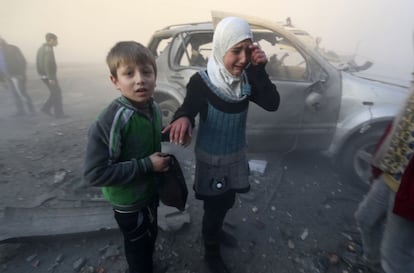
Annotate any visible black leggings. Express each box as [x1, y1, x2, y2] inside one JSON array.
[[114, 203, 158, 273], [202, 191, 236, 244]]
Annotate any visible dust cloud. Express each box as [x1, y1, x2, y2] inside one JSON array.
[[1, 0, 413, 80]]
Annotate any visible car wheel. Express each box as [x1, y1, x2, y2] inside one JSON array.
[[340, 130, 383, 188], [159, 99, 180, 126]]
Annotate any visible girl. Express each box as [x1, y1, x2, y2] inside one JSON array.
[[163, 17, 280, 273]]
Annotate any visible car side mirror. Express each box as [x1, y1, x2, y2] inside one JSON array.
[[305, 92, 323, 112]]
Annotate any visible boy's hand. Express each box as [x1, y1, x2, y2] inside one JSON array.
[[150, 152, 170, 172], [249, 43, 267, 66], [162, 117, 192, 146]]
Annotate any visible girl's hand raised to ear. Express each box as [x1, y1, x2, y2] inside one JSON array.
[[249, 43, 268, 66]]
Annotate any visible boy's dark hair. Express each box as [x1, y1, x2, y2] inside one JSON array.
[[106, 41, 157, 78], [45, 33, 57, 42]]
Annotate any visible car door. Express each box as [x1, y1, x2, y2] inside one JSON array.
[[247, 27, 341, 153], [246, 28, 332, 153]]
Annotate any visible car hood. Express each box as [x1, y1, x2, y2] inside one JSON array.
[[348, 69, 411, 89], [340, 72, 409, 112]]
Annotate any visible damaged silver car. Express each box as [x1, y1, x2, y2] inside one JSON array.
[[148, 11, 409, 186]]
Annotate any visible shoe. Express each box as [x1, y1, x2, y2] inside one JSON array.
[[205, 254, 231, 273], [219, 230, 238, 248]]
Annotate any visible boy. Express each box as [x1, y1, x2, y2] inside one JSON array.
[[83, 41, 170, 273]]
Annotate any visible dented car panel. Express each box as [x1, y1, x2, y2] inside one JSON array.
[[148, 11, 409, 186]]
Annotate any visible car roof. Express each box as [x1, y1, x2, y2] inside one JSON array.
[[151, 22, 214, 38], [151, 12, 308, 43]]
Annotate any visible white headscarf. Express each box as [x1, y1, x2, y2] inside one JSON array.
[[207, 17, 252, 99]]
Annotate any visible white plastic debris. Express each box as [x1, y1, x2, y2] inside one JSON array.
[[248, 159, 267, 174]]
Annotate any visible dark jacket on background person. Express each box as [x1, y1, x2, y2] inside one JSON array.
[[36, 43, 57, 80], [4, 44, 26, 77]]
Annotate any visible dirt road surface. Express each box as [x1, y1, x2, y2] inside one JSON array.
[[0, 64, 370, 273]]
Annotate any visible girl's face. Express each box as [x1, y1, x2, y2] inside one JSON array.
[[110, 62, 156, 107], [223, 39, 252, 76]]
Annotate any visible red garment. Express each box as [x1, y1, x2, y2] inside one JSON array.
[[393, 157, 414, 221]]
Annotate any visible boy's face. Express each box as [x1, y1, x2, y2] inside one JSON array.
[[110, 62, 156, 106], [223, 39, 252, 76], [48, 38, 58, 47]]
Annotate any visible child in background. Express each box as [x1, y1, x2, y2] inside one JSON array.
[[163, 17, 280, 273], [83, 41, 170, 273]]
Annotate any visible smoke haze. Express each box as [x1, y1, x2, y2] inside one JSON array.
[[1, 0, 413, 80]]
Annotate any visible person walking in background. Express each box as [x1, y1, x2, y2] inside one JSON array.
[[0, 37, 35, 116], [83, 41, 171, 273], [163, 17, 280, 273], [36, 32, 66, 118]]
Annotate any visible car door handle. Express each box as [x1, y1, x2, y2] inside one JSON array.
[[305, 92, 323, 111]]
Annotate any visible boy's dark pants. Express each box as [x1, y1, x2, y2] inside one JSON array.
[[114, 202, 158, 273], [202, 191, 236, 251], [41, 79, 64, 117]]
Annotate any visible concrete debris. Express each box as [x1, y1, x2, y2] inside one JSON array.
[[79, 265, 95, 273], [55, 253, 64, 263], [100, 244, 121, 260], [300, 228, 309, 240], [53, 169, 67, 184], [31, 259, 40, 267], [26, 254, 37, 262], [328, 252, 340, 265], [73, 257, 86, 272]]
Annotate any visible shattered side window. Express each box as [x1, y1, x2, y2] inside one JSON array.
[[149, 37, 173, 57], [178, 32, 213, 68], [254, 30, 308, 82]]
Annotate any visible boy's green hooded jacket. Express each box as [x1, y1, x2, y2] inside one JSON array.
[[83, 96, 163, 212]]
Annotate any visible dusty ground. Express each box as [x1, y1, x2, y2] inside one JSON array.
[[0, 64, 370, 273]]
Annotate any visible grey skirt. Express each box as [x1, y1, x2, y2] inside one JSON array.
[[194, 148, 250, 197]]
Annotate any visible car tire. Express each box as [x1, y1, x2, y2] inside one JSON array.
[[340, 129, 383, 189], [159, 99, 180, 126]]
